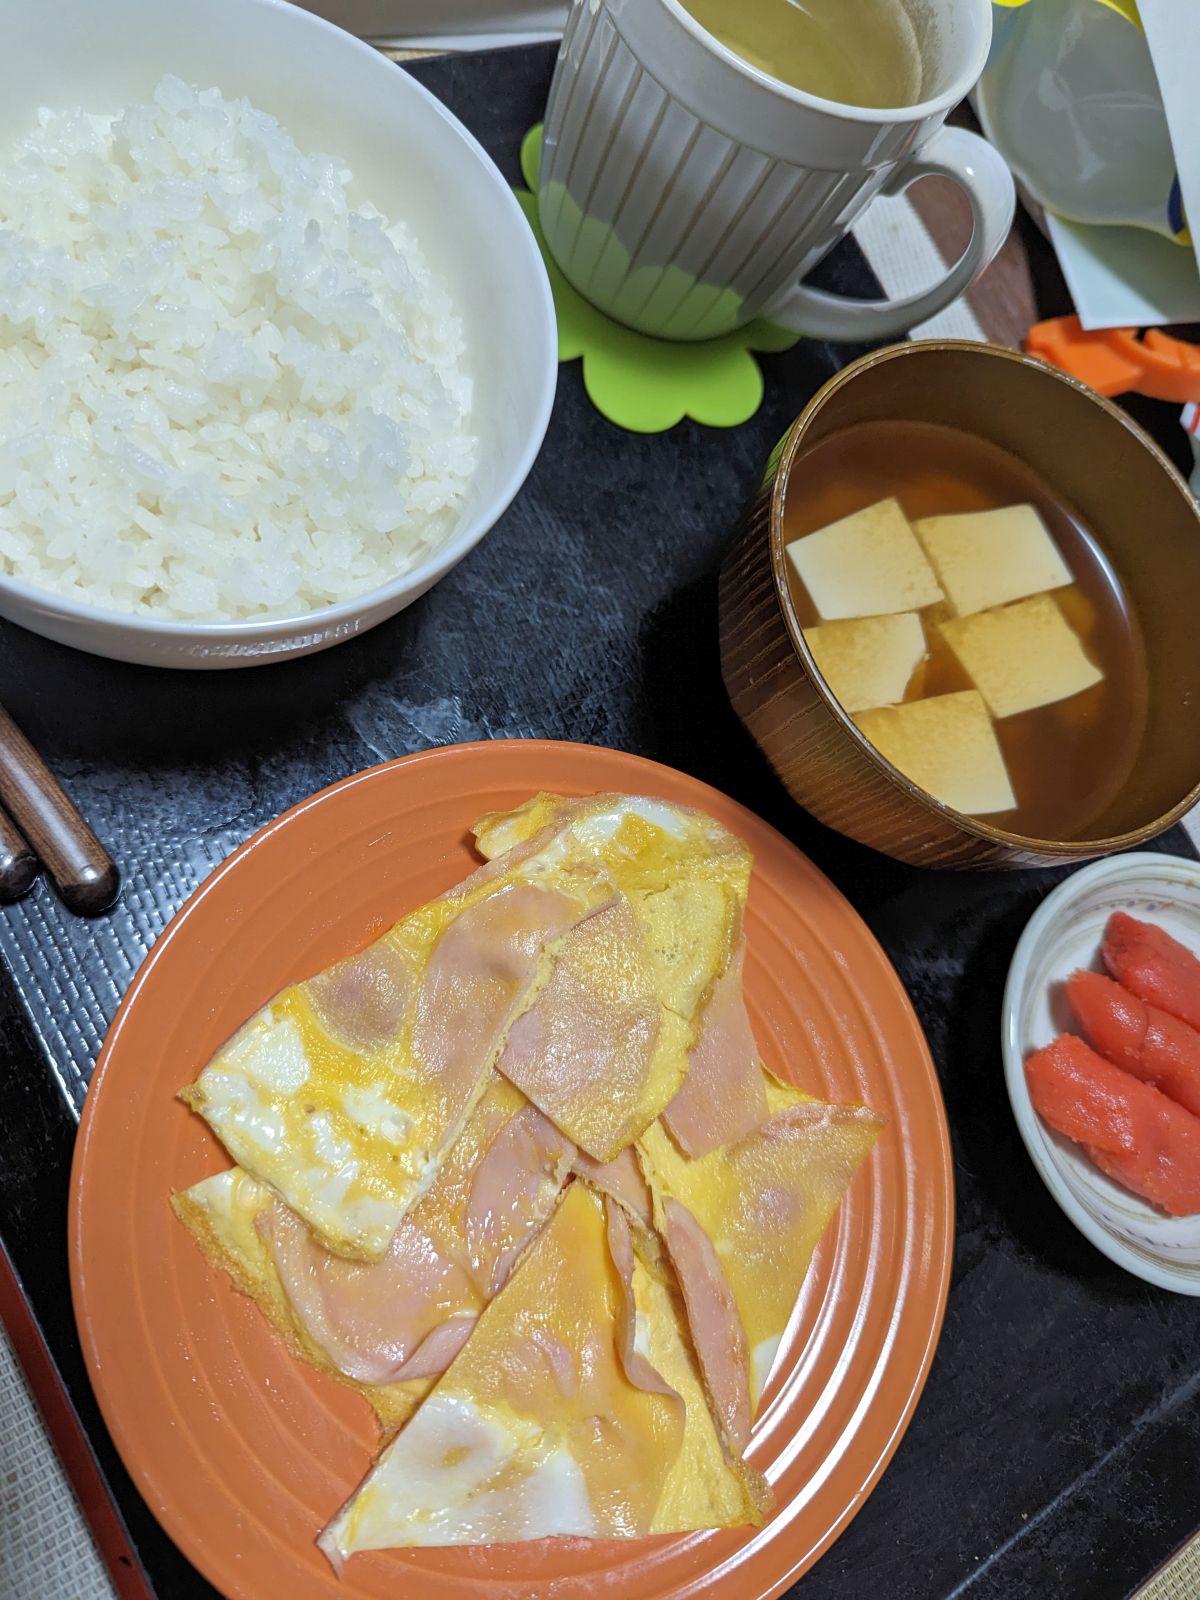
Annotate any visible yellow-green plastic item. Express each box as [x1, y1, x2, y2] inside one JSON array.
[[994, 0, 1139, 25], [514, 126, 800, 435]]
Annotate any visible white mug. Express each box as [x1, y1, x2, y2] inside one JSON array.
[[538, 0, 1016, 342]]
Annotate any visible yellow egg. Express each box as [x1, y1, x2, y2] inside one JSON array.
[[173, 789, 887, 1561], [181, 792, 746, 1260], [319, 1185, 685, 1558], [476, 793, 752, 1157], [173, 1072, 571, 1433], [634, 1250, 770, 1532], [638, 1073, 883, 1408], [172, 1166, 429, 1435], [180, 831, 614, 1259]]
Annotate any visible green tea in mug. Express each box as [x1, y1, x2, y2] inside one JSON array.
[[679, 0, 924, 110]]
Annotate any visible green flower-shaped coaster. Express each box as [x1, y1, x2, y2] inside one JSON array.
[[515, 126, 800, 434]]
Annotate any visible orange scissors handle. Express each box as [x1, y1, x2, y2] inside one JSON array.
[[1026, 316, 1200, 405]]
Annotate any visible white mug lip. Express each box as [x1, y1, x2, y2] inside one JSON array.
[[656, 0, 993, 126]]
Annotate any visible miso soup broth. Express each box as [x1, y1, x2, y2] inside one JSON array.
[[782, 419, 1149, 840]]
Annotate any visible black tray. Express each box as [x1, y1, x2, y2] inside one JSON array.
[[1, 42, 1197, 1600]]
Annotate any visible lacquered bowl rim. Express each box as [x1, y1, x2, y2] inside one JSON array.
[[768, 339, 1200, 859]]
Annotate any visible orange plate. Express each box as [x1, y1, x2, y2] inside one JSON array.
[[70, 741, 953, 1600]]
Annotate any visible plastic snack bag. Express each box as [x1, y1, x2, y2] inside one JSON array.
[[976, 0, 1188, 245]]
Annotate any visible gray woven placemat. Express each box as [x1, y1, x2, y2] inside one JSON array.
[[0, 1324, 115, 1600], [1133, 1533, 1200, 1600]]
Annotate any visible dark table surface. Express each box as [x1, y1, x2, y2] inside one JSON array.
[[1, 41, 1197, 1600]]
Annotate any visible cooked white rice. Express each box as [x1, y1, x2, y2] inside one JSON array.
[[0, 76, 476, 622]]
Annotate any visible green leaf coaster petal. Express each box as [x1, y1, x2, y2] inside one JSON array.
[[515, 126, 800, 435]]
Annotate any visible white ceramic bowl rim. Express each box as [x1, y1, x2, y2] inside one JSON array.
[[0, 0, 557, 645], [1002, 851, 1200, 1295]]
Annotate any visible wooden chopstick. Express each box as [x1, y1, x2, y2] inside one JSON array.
[[0, 703, 118, 915], [0, 802, 37, 902]]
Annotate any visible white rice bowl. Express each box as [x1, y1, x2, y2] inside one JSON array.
[[0, 75, 476, 622]]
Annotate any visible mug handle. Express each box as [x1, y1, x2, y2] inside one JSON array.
[[773, 125, 1017, 343]]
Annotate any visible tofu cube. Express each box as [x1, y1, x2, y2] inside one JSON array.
[[913, 504, 1073, 617], [854, 691, 1016, 816], [802, 612, 926, 713], [787, 498, 944, 620], [940, 593, 1103, 719]]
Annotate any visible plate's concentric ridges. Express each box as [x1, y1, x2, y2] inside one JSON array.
[[72, 742, 953, 1600]]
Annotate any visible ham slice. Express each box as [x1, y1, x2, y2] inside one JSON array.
[[639, 1099, 883, 1412], [663, 942, 768, 1158], [183, 815, 613, 1262], [660, 1196, 751, 1452], [388, 1317, 477, 1381], [305, 942, 412, 1054], [319, 1186, 687, 1562], [303, 814, 593, 1062], [572, 1145, 654, 1230], [261, 1078, 573, 1387], [259, 1201, 475, 1386], [412, 882, 588, 1119], [497, 897, 663, 1161], [604, 1199, 682, 1402], [466, 1102, 574, 1296]]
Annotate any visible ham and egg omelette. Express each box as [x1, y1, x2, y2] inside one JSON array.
[[174, 792, 883, 1561]]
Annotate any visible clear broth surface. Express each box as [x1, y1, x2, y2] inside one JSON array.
[[783, 419, 1150, 840], [678, 0, 923, 109]]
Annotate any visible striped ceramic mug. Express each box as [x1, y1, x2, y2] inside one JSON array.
[[538, 0, 1015, 342]]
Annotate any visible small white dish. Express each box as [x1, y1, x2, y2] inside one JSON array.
[[0, 0, 557, 669], [1002, 851, 1200, 1295]]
